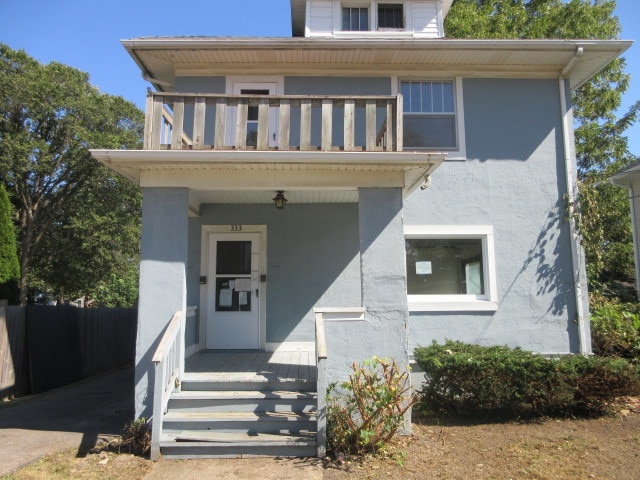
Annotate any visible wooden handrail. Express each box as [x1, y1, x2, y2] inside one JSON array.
[[315, 312, 327, 360], [152, 311, 181, 363], [150, 310, 183, 461]]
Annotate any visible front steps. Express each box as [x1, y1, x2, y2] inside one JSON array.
[[158, 376, 318, 458]]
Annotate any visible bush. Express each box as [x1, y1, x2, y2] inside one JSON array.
[[326, 357, 416, 456], [414, 341, 640, 418], [121, 417, 151, 456], [590, 296, 640, 359]]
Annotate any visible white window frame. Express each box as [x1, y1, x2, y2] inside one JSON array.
[[341, 5, 370, 31], [398, 77, 467, 160], [404, 225, 498, 312]]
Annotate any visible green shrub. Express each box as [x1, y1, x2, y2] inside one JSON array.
[[326, 357, 416, 456], [414, 341, 640, 418], [590, 296, 640, 359]]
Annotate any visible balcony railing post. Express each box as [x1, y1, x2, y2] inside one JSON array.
[[395, 94, 403, 151], [321, 99, 333, 151], [171, 98, 185, 150]]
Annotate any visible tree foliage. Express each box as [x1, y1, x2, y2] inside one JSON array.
[[0, 183, 19, 302], [445, 0, 639, 298], [0, 43, 144, 305]]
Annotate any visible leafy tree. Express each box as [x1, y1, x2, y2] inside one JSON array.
[[445, 0, 639, 298], [0, 44, 144, 305], [0, 183, 19, 303]]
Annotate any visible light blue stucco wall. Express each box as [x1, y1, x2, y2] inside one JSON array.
[[192, 204, 361, 344], [405, 78, 580, 354], [136, 187, 189, 419]]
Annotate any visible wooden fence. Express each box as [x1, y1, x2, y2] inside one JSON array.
[[0, 306, 137, 398]]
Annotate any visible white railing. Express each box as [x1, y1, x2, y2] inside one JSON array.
[[145, 92, 403, 152], [150, 310, 183, 461]]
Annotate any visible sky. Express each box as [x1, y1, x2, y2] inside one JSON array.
[[0, 0, 638, 155]]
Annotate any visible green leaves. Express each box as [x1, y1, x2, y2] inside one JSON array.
[[0, 43, 144, 304]]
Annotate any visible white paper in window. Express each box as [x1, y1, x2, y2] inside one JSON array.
[[239, 291, 248, 305], [234, 278, 252, 291], [219, 288, 233, 306], [415, 261, 432, 275]]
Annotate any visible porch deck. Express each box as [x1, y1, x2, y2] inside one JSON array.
[[184, 350, 317, 384]]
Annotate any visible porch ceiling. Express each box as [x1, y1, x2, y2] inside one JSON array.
[[90, 149, 445, 210], [122, 37, 631, 92]]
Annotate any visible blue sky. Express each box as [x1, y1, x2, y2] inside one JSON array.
[[0, 0, 638, 155]]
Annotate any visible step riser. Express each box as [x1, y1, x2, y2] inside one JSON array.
[[168, 399, 316, 413], [163, 420, 316, 434], [160, 444, 318, 459], [181, 381, 314, 392]]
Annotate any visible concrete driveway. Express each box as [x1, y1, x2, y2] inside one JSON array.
[[0, 368, 133, 476]]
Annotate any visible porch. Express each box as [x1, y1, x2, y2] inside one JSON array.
[[183, 350, 317, 384]]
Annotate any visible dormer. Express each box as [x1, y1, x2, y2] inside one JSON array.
[[290, 0, 453, 38]]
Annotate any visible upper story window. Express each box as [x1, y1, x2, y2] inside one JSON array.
[[342, 6, 369, 31], [378, 4, 404, 29], [401, 80, 457, 150]]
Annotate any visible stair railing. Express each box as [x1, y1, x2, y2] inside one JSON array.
[[314, 310, 328, 458], [150, 310, 183, 461]]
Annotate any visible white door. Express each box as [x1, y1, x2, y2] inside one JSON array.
[[228, 82, 278, 148], [206, 232, 261, 349]]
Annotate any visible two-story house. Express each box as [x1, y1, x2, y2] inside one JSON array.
[[91, 0, 631, 459]]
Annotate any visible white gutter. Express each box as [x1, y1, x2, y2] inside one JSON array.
[[559, 47, 590, 355]]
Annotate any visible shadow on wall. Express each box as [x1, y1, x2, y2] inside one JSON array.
[[517, 200, 575, 319]]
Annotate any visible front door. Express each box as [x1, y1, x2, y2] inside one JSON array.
[[206, 232, 261, 349]]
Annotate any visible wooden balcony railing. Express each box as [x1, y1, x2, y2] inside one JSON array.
[[144, 92, 403, 152]]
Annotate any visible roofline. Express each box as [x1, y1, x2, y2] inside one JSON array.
[[122, 37, 631, 52]]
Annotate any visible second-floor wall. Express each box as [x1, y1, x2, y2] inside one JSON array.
[[294, 0, 450, 38]]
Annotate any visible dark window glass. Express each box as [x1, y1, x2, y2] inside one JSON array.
[[406, 238, 484, 295], [378, 4, 403, 29], [216, 241, 251, 275]]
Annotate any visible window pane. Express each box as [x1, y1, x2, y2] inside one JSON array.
[[216, 241, 251, 275], [401, 82, 411, 111], [432, 82, 443, 112], [421, 82, 432, 113], [406, 238, 484, 295], [360, 8, 369, 30], [378, 4, 403, 28], [343, 7, 369, 31], [403, 115, 456, 148], [410, 82, 421, 112], [442, 82, 454, 112]]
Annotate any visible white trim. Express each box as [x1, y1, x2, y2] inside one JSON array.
[[404, 225, 498, 312], [199, 225, 267, 350], [313, 306, 366, 321], [265, 342, 316, 353]]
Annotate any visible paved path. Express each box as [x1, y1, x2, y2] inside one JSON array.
[[0, 368, 133, 476]]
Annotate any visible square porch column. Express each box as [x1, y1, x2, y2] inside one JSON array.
[[135, 187, 189, 419], [358, 187, 409, 364]]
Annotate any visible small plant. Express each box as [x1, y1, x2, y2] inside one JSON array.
[[326, 357, 416, 456], [121, 417, 151, 456]]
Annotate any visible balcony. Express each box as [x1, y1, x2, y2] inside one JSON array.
[[144, 92, 403, 152]]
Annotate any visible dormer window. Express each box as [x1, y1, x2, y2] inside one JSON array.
[[377, 4, 404, 29], [342, 6, 369, 31]]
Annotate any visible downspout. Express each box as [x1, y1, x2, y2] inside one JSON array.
[[559, 46, 590, 355]]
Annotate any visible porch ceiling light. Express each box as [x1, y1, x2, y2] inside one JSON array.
[[273, 190, 288, 209]]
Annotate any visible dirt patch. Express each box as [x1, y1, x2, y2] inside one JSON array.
[[325, 403, 640, 480], [3, 405, 640, 480]]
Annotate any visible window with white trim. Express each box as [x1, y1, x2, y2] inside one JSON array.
[[401, 80, 457, 150], [404, 226, 498, 311], [342, 6, 369, 31]]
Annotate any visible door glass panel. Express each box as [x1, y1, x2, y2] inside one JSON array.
[[216, 241, 251, 275], [215, 278, 252, 312], [241, 89, 269, 148]]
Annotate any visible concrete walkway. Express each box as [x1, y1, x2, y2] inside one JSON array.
[[0, 368, 133, 476]]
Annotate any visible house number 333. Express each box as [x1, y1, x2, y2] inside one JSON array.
[[230, 225, 242, 231]]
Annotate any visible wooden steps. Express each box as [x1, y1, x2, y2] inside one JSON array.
[[158, 376, 318, 458]]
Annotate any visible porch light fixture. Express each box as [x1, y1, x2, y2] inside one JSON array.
[[273, 190, 288, 209]]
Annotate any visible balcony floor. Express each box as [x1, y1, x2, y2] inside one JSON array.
[[184, 350, 317, 383]]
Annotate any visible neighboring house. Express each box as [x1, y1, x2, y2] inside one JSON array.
[[91, 0, 631, 459], [610, 160, 640, 297]]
